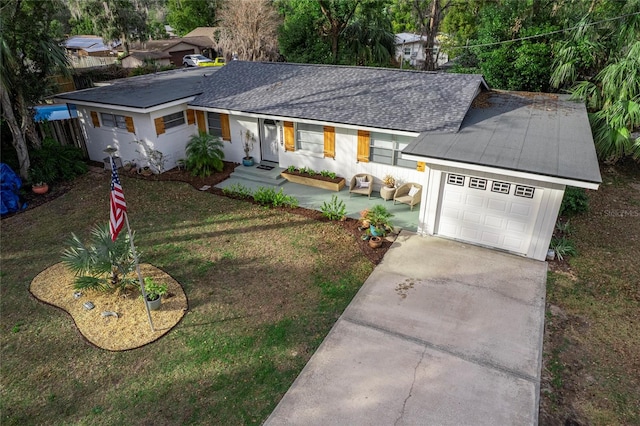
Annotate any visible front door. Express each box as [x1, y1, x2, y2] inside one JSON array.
[[260, 119, 279, 163]]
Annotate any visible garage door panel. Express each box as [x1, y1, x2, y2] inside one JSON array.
[[480, 231, 502, 245], [437, 174, 542, 255], [484, 215, 505, 229], [465, 194, 485, 207], [463, 211, 482, 224], [487, 198, 507, 212]]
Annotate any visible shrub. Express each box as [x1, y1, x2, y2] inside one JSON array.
[[560, 186, 589, 216], [185, 131, 225, 177], [321, 195, 346, 220], [28, 137, 87, 184], [320, 170, 337, 179], [222, 183, 253, 198], [253, 187, 298, 208], [550, 237, 577, 261], [61, 223, 138, 293], [364, 204, 394, 236]]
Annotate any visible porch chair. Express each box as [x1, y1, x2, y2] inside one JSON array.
[[393, 182, 422, 210], [349, 173, 374, 198]]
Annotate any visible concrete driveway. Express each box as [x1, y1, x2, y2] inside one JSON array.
[[266, 232, 547, 425]]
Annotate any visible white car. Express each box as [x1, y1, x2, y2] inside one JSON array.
[[182, 54, 215, 67]]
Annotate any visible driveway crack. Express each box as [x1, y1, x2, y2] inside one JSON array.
[[394, 344, 427, 426]]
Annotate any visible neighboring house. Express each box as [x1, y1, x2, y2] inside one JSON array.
[[184, 27, 216, 45], [65, 35, 119, 68], [395, 33, 448, 68], [127, 37, 215, 66], [54, 61, 601, 261], [65, 35, 115, 57], [121, 51, 172, 69]]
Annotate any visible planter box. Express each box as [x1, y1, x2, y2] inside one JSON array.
[[281, 172, 345, 192]]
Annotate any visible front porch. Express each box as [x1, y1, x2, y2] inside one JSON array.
[[216, 162, 420, 231]]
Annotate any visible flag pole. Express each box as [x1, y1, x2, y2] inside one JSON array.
[[105, 148, 154, 332]]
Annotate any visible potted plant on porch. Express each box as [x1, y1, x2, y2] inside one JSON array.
[[365, 204, 394, 237], [242, 129, 256, 166]]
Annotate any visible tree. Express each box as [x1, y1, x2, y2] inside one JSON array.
[[318, 0, 361, 64], [67, 0, 150, 56], [411, 0, 452, 71], [451, 0, 560, 92], [0, 0, 70, 179], [215, 0, 281, 61], [277, 0, 332, 63], [62, 224, 138, 294], [166, 0, 218, 36], [343, 0, 395, 66], [551, 1, 640, 162]]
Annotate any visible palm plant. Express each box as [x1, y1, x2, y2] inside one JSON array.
[[61, 224, 138, 293], [185, 131, 225, 177]]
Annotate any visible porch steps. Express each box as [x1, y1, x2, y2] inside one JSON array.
[[229, 161, 286, 186]]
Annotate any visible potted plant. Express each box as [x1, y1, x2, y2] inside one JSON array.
[[142, 277, 168, 310], [365, 204, 394, 237], [382, 174, 396, 188], [122, 161, 136, 172], [28, 167, 49, 194], [241, 129, 256, 166]]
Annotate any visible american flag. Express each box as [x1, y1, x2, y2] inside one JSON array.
[[109, 159, 127, 241]]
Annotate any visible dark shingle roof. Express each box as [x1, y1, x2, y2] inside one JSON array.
[[55, 67, 216, 109], [189, 61, 487, 133], [403, 91, 602, 184]]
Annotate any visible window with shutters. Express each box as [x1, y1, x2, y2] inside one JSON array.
[[100, 113, 128, 129], [296, 123, 324, 154], [163, 111, 185, 130], [207, 113, 223, 138], [369, 132, 416, 169]]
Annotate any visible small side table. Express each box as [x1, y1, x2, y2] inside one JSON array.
[[380, 186, 396, 201]]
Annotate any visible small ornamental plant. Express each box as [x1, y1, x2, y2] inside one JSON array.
[[382, 174, 396, 188]]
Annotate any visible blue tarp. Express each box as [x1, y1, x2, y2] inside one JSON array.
[[33, 104, 78, 122], [1, 163, 26, 215]]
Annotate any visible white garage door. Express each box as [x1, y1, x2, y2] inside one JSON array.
[[437, 173, 542, 255]]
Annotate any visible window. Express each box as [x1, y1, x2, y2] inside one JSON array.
[[370, 132, 416, 169], [491, 181, 510, 194], [296, 123, 324, 154], [404, 47, 411, 56], [207, 112, 222, 138], [469, 177, 487, 190], [515, 185, 535, 198], [447, 174, 465, 186], [163, 111, 185, 130], [100, 113, 127, 129]]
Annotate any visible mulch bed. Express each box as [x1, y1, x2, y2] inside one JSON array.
[[5, 161, 391, 265]]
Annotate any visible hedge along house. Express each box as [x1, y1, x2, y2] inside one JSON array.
[[55, 67, 217, 172], [55, 61, 601, 261]]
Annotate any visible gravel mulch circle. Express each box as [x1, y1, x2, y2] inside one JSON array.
[[30, 263, 188, 351]]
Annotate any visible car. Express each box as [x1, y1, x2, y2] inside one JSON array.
[[182, 54, 216, 67], [212, 57, 226, 66]]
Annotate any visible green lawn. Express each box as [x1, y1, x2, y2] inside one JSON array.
[[0, 173, 373, 425], [540, 163, 640, 425]]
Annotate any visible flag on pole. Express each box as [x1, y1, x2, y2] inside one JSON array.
[[109, 159, 127, 241]]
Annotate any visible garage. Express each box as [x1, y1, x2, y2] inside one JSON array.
[[402, 91, 602, 261], [437, 173, 542, 255]]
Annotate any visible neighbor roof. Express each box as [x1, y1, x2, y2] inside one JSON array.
[[55, 67, 215, 109], [403, 91, 602, 184], [65, 35, 114, 53], [190, 61, 488, 133]]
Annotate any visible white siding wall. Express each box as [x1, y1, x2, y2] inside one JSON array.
[[279, 126, 426, 191], [77, 104, 198, 172]]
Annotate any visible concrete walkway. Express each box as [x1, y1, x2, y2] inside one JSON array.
[[266, 232, 547, 425]]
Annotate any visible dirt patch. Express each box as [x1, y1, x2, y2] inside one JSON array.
[[30, 263, 187, 351]]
